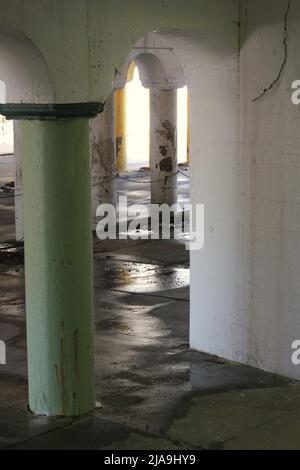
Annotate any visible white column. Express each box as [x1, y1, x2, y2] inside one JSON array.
[[150, 88, 177, 205], [14, 121, 24, 241], [91, 93, 116, 222]]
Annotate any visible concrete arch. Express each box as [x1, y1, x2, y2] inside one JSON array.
[[116, 30, 249, 369], [134, 52, 179, 89], [151, 31, 244, 366], [0, 25, 55, 245], [0, 25, 54, 103], [157, 31, 247, 365], [114, 33, 186, 91]]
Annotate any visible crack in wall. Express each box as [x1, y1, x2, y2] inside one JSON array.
[[252, 0, 291, 102]]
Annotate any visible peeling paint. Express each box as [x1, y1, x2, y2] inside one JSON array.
[[150, 88, 177, 205], [91, 93, 116, 211], [159, 145, 168, 157], [157, 120, 175, 145], [159, 156, 173, 172]]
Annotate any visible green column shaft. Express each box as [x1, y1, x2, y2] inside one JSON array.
[[22, 119, 95, 416]]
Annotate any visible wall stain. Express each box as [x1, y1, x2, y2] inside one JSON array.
[[116, 136, 123, 158], [157, 120, 175, 145], [159, 145, 168, 156], [159, 157, 173, 172]]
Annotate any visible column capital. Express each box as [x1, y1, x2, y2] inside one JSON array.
[[143, 81, 183, 90], [0, 102, 104, 120]]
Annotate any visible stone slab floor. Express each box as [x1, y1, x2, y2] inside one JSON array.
[[1, 178, 300, 450]]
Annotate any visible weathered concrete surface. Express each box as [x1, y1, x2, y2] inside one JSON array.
[[115, 168, 189, 209], [1, 185, 300, 449], [21, 119, 95, 417], [150, 88, 177, 205], [91, 93, 116, 217], [0, 198, 15, 242], [2, 165, 190, 243], [13, 122, 23, 242], [0, 218, 300, 448], [0, 0, 239, 102], [1, 0, 300, 383]]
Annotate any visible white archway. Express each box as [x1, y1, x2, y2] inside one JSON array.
[[0, 25, 54, 240], [117, 30, 248, 369], [0, 26, 54, 103]]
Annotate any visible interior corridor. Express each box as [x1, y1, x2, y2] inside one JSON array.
[[1, 0, 300, 452], [1, 180, 300, 450]]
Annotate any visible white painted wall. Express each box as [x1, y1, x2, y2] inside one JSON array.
[[0, 27, 53, 103], [237, 0, 300, 378], [119, 34, 250, 371], [0, 26, 54, 241], [157, 31, 250, 370], [159, 2, 300, 381]]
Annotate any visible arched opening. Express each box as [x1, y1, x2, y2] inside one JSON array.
[[0, 26, 53, 103], [116, 61, 190, 210], [1, 0, 300, 445], [0, 25, 242, 418], [152, 30, 241, 363], [0, 26, 54, 242], [126, 62, 189, 170], [126, 64, 149, 171], [110, 37, 191, 250], [109, 29, 241, 369]]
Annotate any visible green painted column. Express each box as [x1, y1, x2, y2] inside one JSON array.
[[21, 118, 95, 416]]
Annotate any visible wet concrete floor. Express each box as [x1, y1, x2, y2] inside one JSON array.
[[0, 175, 300, 449]]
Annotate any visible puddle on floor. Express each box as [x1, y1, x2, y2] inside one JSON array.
[[95, 259, 190, 293]]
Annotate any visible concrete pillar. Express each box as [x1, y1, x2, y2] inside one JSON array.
[[91, 93, 116, 219], [115, 88, 127, 172], [149, 88, 177, 205], [13, 121, 24, 241], [21, 117, 95, 416]]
